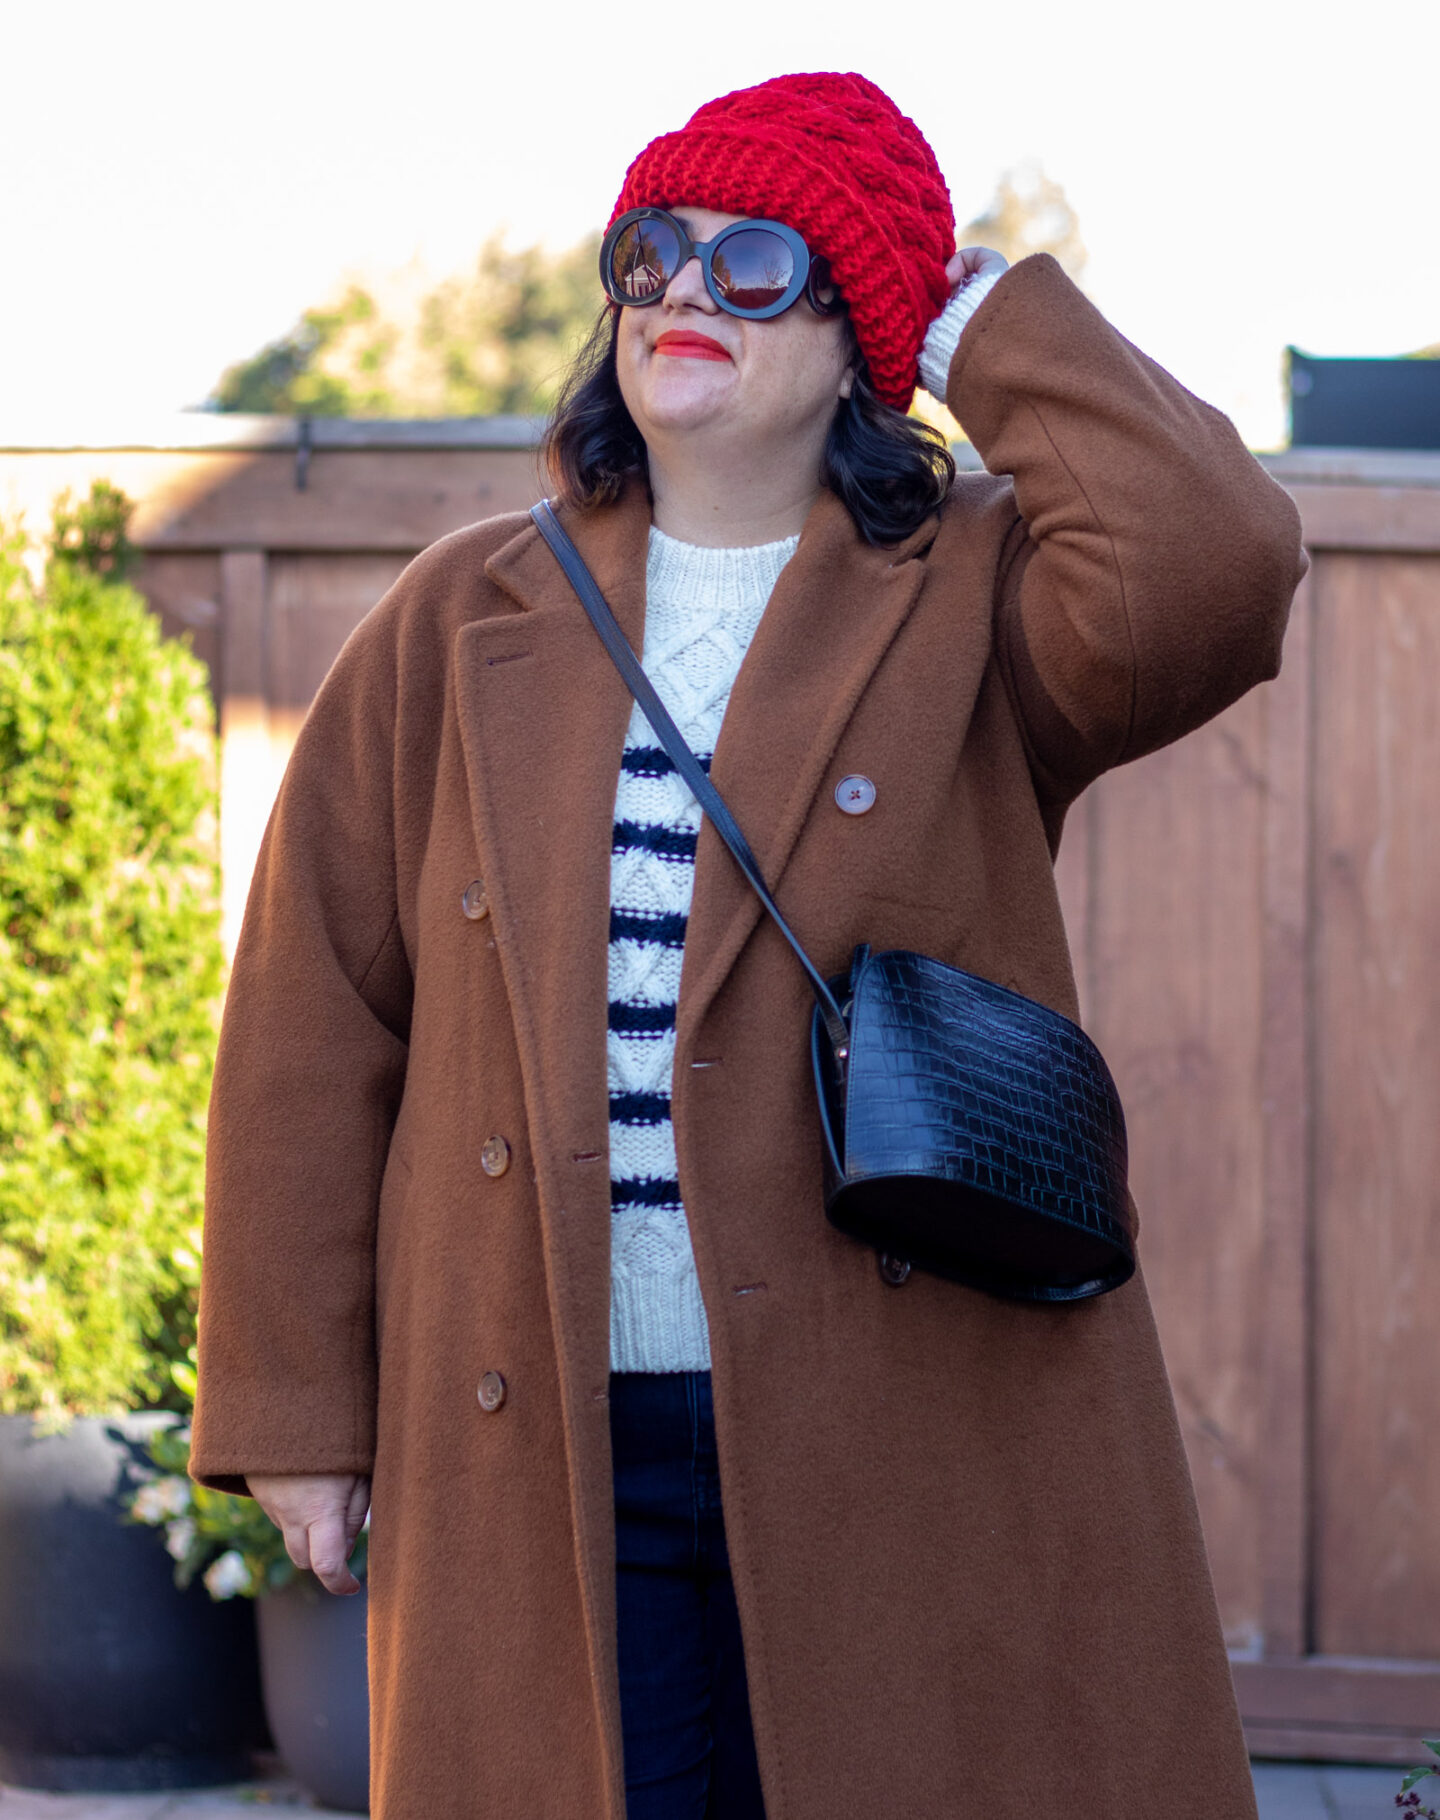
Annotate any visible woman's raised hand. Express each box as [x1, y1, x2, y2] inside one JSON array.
[[945, 245, 1009, 293], [246, 1471, 371, 1596]]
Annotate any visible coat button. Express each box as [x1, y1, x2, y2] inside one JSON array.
[[461, 879, 490, 920], [835, 774, 876, 815], [878, 1252, 912, 1287], [480, 1134, 512, 1177], [477, 1371, 507, 1412]]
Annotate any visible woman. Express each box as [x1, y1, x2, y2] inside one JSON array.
[[191, 72, 1307, 1820]]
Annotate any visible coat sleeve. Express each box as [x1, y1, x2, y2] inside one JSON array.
[[943, 252, 1309, 805], [189, 591, 413, 1496]]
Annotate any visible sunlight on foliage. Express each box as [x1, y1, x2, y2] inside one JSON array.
[[0, 485, 222, 1421], [212, 232, 603, 418]]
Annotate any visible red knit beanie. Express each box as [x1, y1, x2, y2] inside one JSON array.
[[610, 72, 954, 411]]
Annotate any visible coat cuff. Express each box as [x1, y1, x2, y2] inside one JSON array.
[[189, 1370, 376, 1498], [917, 265, 1009, 401]]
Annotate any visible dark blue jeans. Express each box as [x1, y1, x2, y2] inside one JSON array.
[[610, 1371, 767, 1820]]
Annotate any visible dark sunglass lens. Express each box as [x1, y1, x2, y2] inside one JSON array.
[[609, 217, 682, 301], [710, 229, 796, 311]]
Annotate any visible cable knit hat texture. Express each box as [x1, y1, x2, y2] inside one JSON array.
[[610, 72, 955, 410]]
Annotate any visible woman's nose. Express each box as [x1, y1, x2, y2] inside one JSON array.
[[664, 254, 716, 311]]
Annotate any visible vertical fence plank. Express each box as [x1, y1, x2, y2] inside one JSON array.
[[1256, 565, 1315, 1663], [1312, 552, 1440, 1661], [1083, 698, 1271, 1650]]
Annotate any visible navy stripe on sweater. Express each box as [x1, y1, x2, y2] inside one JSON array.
[[609, 1089, 672, 1126], [622, 745, 712, 780], [609, 907, 688, 948], [611, 1174, 684, 1211], [613, 820, 698, 862], [608, 1000, 677, 1036]]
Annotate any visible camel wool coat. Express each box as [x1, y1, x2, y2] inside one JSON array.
[[191, 253, 1308, 1820]]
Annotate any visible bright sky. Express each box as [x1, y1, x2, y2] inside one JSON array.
[[5, 0, 1436, 451]]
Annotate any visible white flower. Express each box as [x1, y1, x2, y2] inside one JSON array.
[[203, 1550, 253, 1600], [132, 1475, 191, 1523], [131, 1483, 168, 1523], [157, 1475, 193, 1515], [165, 1517, 196, 1560]]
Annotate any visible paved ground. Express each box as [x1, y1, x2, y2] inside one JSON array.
[[0, 1758, 1411, 1817], [1252, 1760, 1410, 1818]]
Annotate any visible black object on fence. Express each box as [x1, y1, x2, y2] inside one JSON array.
[[1288, 347, 1440, 450]]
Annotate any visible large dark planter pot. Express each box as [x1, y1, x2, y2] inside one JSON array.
[[0, 1411, 268, 1790], [256, 1576, 369, 1813]]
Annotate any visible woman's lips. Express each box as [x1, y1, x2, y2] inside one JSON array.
[[653, 330, 732, 362]]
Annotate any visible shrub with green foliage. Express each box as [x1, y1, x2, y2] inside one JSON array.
[[0, 483, 222, 1421]]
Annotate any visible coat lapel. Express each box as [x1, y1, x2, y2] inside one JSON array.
[[676, 491, 935, 1057]]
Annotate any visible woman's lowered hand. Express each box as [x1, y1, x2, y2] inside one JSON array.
[[945, 245, 1009, 293], [246, 1471, 371, 1595]]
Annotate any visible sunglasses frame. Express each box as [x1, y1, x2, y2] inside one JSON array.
[[600, 207, 842, 320]]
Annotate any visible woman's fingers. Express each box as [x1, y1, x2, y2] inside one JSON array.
[[245, 1471, 366, 1596], [944, 244, 1010, 292], [304, 1502, 363, 1596]]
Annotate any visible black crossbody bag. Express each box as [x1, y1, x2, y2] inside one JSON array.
[[530, 500, 1135, 1303]]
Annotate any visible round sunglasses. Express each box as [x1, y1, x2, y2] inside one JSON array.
[[600, 208, 842, 320]]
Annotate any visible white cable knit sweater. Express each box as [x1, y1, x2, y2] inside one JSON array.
[[607, 527, 798, 1372], [606, 267, 1003, 1372]]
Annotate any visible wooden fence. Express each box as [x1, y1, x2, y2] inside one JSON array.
[[6, 421, 1439, 1762]]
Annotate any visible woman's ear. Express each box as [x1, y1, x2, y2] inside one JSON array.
[[837, 320, 860, 401]]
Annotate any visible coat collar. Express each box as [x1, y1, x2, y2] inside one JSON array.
[[481, 478, 652, 645], [677, 488, 935, 1059]]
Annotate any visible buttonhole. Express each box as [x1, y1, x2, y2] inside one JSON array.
[[732, 1282, 768, 1298], [485, 650, 533, 667], [691, 1058, 723, 1069], [591, 1386, 610, 1404], [572, 1150, 604, 1164]]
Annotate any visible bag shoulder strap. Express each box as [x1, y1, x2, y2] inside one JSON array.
[[528, 499, 850, 1068]]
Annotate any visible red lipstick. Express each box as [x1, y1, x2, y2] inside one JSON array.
[[653, 330, 731, 362]]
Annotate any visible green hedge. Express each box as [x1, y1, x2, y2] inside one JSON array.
[[0, 484, 222, 1420]]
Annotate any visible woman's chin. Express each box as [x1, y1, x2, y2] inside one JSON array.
[[632, 361, 737, 435]]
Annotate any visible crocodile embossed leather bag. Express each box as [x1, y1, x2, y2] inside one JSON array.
[[531, 501, 1136, 1304]]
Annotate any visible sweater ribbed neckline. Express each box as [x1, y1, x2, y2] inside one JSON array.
[[644, 525, 800, 635]]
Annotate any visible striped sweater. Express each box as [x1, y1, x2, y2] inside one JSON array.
[[607, 527, 799, 1372], [605, 259, 1005, 1371]]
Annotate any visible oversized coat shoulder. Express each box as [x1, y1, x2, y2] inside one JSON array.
[[191, 253, 1307, 1820]]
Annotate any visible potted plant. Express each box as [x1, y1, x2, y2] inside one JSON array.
[[0, 486, 264, 1791], [127, 1419, 371, 1814], [1397, 1740, 1440, 1816]]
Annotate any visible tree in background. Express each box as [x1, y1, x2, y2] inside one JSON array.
[[212, 232, 603, 418], [958, 161, 1088, 285], [210, 288, 396, 416], [0, 483, 221, 1421]]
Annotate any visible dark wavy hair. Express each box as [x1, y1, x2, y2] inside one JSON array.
[[541, 305, 955, 547]]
